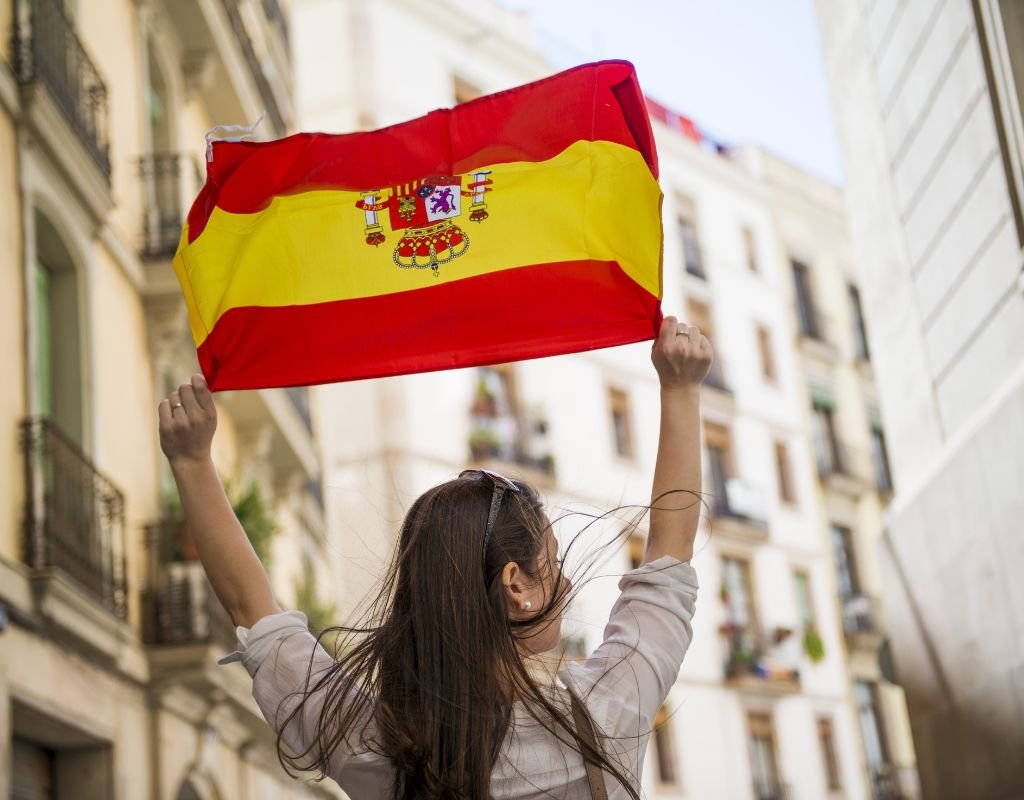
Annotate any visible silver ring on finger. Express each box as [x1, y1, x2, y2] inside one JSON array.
[[172, 402, 184, 411], [676, 329, 691, 338]]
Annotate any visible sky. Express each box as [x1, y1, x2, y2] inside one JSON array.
[[495, 0, 845, 186]]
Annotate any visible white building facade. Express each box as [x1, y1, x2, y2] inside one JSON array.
[[814, 2, 1024, 799], [292, 1, 892, 797]]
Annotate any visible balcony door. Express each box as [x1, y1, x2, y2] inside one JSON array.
[[810, 398, 840, 475], [830, 524, 860, 601], [855, 681, 891, 773], [747, 712, 783, 800], [33, 210, 83, 446]]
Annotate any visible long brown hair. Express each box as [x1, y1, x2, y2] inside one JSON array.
[[278, 473, 674, 799]]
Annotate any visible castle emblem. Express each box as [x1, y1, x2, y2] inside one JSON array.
[[355, 171, 493, 276]]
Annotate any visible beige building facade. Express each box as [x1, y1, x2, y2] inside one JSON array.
[[0, 0, 340, 798], [814, 1, 1024, 798]]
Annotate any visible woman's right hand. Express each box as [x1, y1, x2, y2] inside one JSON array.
[[651, 315, 714, 389], [158, 373, 218, 465]]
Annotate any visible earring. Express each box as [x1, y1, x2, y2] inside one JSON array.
[[523, 601, 532, 611]]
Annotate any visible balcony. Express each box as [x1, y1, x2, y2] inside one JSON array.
[[842, 593, 885, 651], [141, 517, 236, 652], [468, 399, 555, 485], [795, 307, 839, 362], [870, 764, 906, 800], [816, 441, 873, 497], [11, 0, 110, 180], [20, 418, 127, 621], [721, 627, 800, 696], [138, 152, 204, 261], [710, 478, 769, 542]]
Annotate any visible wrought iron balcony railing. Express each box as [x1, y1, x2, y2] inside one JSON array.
[[11, 0, 111, 179], [816, 441, 871, 485], [841, 593, 882, 636], [870, 764, 905, 800], [712, 478, 768, 529], [20, 418, 127, 619], [138, 152, 199, 258], [141, 517, 237, 651]]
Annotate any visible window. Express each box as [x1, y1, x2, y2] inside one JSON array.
[[608, 387, 634, 458], [793, 569, 815, 629], [830, 524, 860, 601], [34, 210, 84, 446], [817, 717, 842, 790], [705, 423, 733, 515], [774, 441, 795, 504], [747, 713, 782, 800], [722, 555, 756, 630], [854, 681, 891, 771], [791, 259, 822, 340], [757, 325, 777, 383], [848, 284, 870, 361], [743, 226, 759, 272], [652, 706, 680, 785], [870, 427, 893, 493], [453, 75, 482, 105], [810, 398, 840, 477], [678, 196, 705, 278]]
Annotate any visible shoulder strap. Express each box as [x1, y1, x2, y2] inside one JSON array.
[[569, 691, 609, 800]]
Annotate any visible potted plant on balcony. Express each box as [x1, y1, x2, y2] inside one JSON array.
[[470, 376, 498, 417], [162, 488, 197, 562], [802, 626, 826, 663], [469, 426, 501, 460], [726, 646, 758, 678], [231, 480, 278, 564]]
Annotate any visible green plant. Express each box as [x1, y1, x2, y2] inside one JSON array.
[[468, 427, 501, 458], [802, 627, 826, 663], [230, 480, 278, 564], [294, 560, 338, 637]]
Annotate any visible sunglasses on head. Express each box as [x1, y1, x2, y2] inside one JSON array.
[[459, 468, 520, 565]]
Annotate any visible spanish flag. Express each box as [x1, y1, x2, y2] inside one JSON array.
[[174, 60, 663, 390]]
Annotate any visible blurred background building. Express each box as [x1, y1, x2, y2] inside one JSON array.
[[815, 2, 1024, 799], [0, 0, 338, 797], [296, 2, 917, 799], [0, 0, 981, 798]]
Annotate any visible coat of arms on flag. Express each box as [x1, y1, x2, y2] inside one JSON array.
[[355, 171, 494, 275]]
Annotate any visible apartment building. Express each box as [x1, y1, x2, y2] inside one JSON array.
[[0, 0, 339, 797]]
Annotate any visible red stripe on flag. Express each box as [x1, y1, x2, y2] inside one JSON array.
[[197, 260, 662, 390], [188, 61, 656, 243]]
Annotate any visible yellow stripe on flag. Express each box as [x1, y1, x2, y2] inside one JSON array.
[[176, 139, 662, 346]]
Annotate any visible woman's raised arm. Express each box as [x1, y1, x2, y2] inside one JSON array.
[[158, 373, 282, 628], [645, 316, 713, 564]]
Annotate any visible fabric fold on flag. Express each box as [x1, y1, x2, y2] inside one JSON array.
[[174, 59, 664, 390]]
